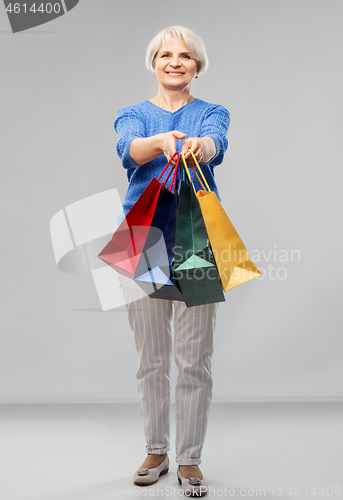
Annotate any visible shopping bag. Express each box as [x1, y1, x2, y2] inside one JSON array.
[[183, 150, 262, 291], [172, 159, 225, 307], [134, 154, 184, 301], [97, 153, 179, 279]]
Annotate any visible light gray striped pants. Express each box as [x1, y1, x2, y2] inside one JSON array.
[[118, 273, 219, 465]]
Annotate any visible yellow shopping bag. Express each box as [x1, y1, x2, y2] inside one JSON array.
[[181, 151, 262, 291]]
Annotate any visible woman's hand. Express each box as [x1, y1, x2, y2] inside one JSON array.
[[158, 130, 187, 167], [130, 131, 216, 169], [181, 136, 216, 168], [130, 130, 186, 167], [181, 137, 204, 167]]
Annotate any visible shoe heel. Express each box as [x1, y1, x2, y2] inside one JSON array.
[[160, 468, 169, 476]]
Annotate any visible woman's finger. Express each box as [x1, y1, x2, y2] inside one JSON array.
[[183, 142, 193, 159], [185, 140, 202, 160], [164, 148, 178, 168]]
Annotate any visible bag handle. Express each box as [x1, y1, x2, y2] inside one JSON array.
[[180, 153, 192, 184], [181, 150, 211, 192], [188, 150, 211, 191], [169, 156, 179, 194], [157, 151, 180, 194], [180, 153, 199, 197]]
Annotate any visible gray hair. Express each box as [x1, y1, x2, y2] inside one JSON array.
[[145, 25, 209, 76]]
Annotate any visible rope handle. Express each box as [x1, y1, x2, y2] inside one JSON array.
[[186, 149, 211, 192], [169, 157, 179, 193], [157, 151, 180, 194], [181, 153, 192, 184], [181, 150, 211, 193], [181, 153, 198, 196]]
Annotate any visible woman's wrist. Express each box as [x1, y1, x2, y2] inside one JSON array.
[[200, 137, 216, 163], [154, 133, 166, 156], [130, 135, 164, 165]]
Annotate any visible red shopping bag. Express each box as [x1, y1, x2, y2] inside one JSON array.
[[134, 154, 184, 300], [97, 152, 179, 279]]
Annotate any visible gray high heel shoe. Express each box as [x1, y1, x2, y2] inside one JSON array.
[[133, 454, 169, 486], [177, 466, 208, 497]]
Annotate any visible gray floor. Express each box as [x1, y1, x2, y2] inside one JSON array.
[[1, 402, 342, 500]]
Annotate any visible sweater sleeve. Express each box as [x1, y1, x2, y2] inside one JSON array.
[[114, 105, 146, 170], [199, 105, 230, 167]]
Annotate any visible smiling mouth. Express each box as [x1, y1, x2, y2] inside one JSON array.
[[167, 72, 184, 76]]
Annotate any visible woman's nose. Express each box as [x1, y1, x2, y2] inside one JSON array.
[[170, 57, 181, 67]]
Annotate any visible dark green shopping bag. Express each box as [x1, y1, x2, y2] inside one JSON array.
[[172, 158, 225, 307]]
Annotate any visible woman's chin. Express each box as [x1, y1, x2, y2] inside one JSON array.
[[161, 80, 192, 91]]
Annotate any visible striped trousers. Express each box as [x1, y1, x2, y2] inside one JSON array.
[[118, 273, 219, 465]]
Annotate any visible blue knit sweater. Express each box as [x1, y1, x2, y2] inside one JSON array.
[[114, 98, 230, 224]]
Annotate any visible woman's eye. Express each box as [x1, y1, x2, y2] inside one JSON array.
[[160, 54, 190, 59]]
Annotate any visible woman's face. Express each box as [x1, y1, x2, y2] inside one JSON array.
[[153, 36, 198, 91]]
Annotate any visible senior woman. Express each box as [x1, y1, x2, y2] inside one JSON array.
[[114, 26, 230, 497]]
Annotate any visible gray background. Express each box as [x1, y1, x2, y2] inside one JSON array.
[[1, 0, 342, 402]]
